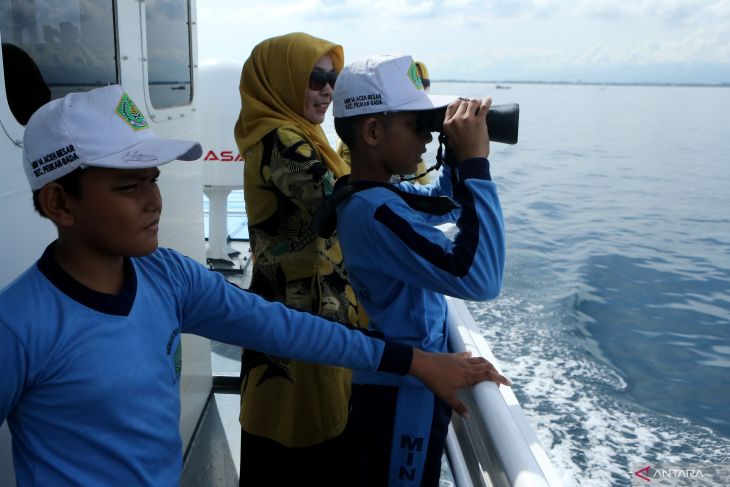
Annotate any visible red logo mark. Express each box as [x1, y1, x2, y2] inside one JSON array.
[[204, 150, 243, 162], [634, 465, 651, 482]]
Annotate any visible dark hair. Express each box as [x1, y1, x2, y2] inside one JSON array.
[[334, 112, 391, 149], [32, 168, 85, 218], [334, 116, 359, 148]]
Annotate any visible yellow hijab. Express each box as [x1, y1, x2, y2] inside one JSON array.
[[234, 32, 349, 178], [415, 60, 430, 80]]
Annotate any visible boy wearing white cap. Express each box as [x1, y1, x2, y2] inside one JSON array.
[[0, 85, 505, 486], [322, 55, 510, 486]]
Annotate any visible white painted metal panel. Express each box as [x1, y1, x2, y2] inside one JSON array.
[[0, 29, 56, 487], [0, 1, 212, 482]]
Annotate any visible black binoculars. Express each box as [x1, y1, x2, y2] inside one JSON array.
[[418, 103, 520, 145]]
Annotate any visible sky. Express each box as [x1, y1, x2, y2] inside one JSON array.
[[196, 0, 730, 85]]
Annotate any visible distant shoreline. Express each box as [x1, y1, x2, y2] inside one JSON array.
[[435, 79, 730, 88]]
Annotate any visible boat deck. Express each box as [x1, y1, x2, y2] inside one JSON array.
[[181, 392, 242, 486]]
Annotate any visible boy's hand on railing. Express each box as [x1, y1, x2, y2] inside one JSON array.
[[409, 348, 511, 417]]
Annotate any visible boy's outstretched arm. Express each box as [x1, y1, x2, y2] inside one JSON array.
[[409, 348, 511, 417]]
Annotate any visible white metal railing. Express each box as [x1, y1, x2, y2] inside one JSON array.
[[445, 297, 563, 487]]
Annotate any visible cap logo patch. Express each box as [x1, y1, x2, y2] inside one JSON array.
[[115, 93, 149, 131], [407, 61, 424, 90]]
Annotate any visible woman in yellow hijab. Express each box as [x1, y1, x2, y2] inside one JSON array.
[[234, 32, 362, 486]]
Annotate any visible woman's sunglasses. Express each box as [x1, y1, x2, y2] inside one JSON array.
[[309, 69, 338, 91]]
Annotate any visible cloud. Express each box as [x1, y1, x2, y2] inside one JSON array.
[[146, 0, 187, 21], [576, 0, 730, 25], [196, 0, 730, 83]]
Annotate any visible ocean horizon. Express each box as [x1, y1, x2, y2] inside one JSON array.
[[433, 79, 730, 88]]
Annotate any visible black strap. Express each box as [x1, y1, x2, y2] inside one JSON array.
[[311, 176, 460, 238]]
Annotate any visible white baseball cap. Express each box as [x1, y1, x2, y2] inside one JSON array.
[[23, 84, 202, 191], [333, 54, 456, 118]]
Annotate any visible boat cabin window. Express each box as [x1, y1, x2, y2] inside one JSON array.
[[0, 0, 118, 120], [145, 0, 192, 109]]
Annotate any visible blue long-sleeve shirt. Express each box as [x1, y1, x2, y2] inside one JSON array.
[[336, 157, 505, 387], [0, 244, 411, 486]]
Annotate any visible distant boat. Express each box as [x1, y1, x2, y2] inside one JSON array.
[[496, 84, 511, 89]]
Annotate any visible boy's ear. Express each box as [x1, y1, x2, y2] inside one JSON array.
[[360, 116, 381, 147], [38, 183, 75, 227]]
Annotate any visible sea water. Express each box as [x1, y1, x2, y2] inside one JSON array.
[[432, 82, 730, 486], [212, 82, 730, 486]]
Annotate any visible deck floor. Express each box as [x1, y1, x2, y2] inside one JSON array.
[[181, 392, 241, 487]]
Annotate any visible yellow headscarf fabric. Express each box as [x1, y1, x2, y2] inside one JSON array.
[[234, 32, 349, 178], [415, 60, 430, 80]]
